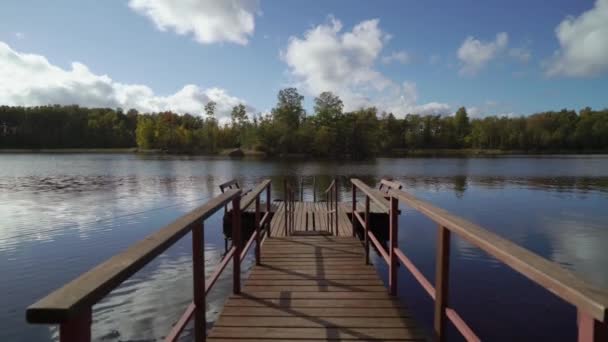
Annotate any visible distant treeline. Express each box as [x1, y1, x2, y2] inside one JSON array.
[[1, 88, 607, 158]]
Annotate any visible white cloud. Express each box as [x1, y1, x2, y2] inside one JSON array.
[[457, 32, 508, 76], [509, 47, 531, 63], [128, 0, 258, 45], [15, 32, 25, 40], [0, 41, 249, 119], [381, 51, 410, 64], [282, 17, 450, 116], [545, 0, 608, 77]]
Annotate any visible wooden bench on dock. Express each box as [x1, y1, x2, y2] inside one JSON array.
[[26, 178, 608, 342]]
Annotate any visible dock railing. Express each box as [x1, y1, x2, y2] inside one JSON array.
[[283, 178, 296, 236], [26, 179, 272, 342], [324, 178, 339, 235], [350, 178, 608, 342]]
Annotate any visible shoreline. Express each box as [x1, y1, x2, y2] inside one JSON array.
[[1, 147, 607, 157]]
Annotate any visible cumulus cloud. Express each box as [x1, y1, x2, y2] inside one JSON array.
[[509, 47, 531, 63], [381, 51, 410, 64], [0, 41, 249, 119], [128, 0, 258, 45], [282, 17, 450, 116], [545, 0, 608, 77], [457, 32, 508, 76]]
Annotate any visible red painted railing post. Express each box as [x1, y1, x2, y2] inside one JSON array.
[[266, 183, 271, 237], [335, 178, 339, 237], [389, 196, 399, 296], [231, 196, 241, 294], [327, 188, 331, 234], [351, 183, 356, 239], [577, 309, 608, 342], [59, 307, 91, 342], [434, 225, 451, 342], [192, 221, 206, 341], [284, 178, 288, 236], [255, 196, 261, 265], [365, 196, 370, 265]]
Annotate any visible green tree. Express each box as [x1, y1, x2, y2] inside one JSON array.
[[454, 107, 471, 146], [314, 91, 343, 126]]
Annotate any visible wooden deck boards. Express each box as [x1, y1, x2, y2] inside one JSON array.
[[269, 202, 355, 237], [243, 200, 388, 238], [208, 236, 426, 342]]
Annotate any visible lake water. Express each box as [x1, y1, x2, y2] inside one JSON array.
[[1, 154, 607, 341]]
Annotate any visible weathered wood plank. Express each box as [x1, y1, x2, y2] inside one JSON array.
[[208, 327, 425, 340], [214, 316, 418, 328], [208, 235, 424, 341], [245, 279, 384, 286], [230, 291, 398, 299], [219, 306, 411, 317], [243, 285, 388, 292], [223, 298, 406, 308]]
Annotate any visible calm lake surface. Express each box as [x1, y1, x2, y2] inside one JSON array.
[[1, 154, 607, 341]]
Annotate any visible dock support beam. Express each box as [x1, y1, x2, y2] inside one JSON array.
[[255, 197, 261, 265], [335, 178, 339, 237], [351, 184, 356, 239], [232, 196, 241, 294], [266, 183, 271, 237], [365, 196, 370, 265], [577, 310, 608, 342], [59, 307, 91, 342], [192, 221, 206, 341], [389, 196, 398, 296], [434, 225, 451, 342]]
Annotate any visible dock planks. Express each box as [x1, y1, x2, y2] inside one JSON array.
[[268, 202, 355, 237], [208, 236, 426, 341]]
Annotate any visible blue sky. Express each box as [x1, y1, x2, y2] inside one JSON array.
[[1, 0, 607, 120]]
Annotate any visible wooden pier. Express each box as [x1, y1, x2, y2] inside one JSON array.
[[208, 235, 425, 341], [26, 178, 608, 342]]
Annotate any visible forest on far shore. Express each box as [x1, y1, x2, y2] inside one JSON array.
[[1, 88, 607, 158]]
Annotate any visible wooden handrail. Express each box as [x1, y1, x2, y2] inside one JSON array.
[[26, 189, 241, 325], [324, 179, 336, 194], [388, 188, 608, 323], [219, 179, 239, 191], [240, 179, 271, 210], [350, 178, 389, 212], [352, 178, 606, 340]]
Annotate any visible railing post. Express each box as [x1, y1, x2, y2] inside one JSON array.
[[365, 196, 370, 265], [59, 308, 91, 342], [255, 196, 261, 265], [284, 179, 288, 236], [232, 196, 241, 294], [351, 183, 356, 239], [434, 225, 451, 342], [389, 196, 398, 296], [327, 189, 331, 234], [192, 221, 206, 342], [335, 179, 339, 237], [313, 177, 316, 202], [577, 309, 608, 342], [266, 183, 271, 237]]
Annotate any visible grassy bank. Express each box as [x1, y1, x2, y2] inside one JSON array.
[[0, 148, 142, 153], [0, 147, 267, 157], [386, 148, 608, 157]]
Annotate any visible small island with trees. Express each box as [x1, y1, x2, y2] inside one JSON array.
[[1, 88, 607, 158]]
